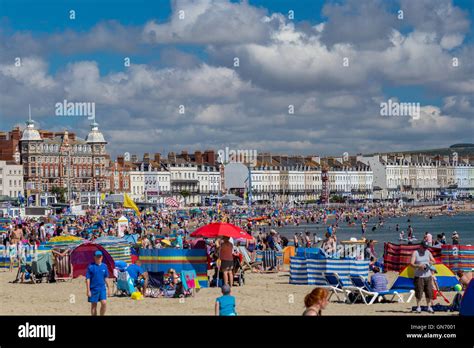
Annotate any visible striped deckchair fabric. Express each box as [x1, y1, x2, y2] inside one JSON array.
[[441, 245, 474, 272], [256, 250, 280, 270], [290, 257, 370, 286], [55, 252, 73, 280], [383, 242, 442, 272], [289, 257, 307, 284], [139, 249, 208, 287]]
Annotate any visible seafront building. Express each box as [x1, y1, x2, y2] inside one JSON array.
[[0, 121, 473, 206], [0, 119, 110, 206]]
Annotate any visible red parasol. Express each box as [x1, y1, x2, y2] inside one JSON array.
[[190, 222, 252, 240]]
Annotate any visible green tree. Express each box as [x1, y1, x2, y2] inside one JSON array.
[[51, 186, 68, 203], [330, 194, 346, 203], [180, 190, 190, 205]]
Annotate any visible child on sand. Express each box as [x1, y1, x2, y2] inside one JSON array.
[[215, 284, 236, 316]]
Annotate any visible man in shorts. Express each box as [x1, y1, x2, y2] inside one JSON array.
[[410, 241, 436, 313], [86, 251, 110, 316]]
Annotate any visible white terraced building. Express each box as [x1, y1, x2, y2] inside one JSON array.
[[359, 153, 473, 200], [0, 161, 23, 198]]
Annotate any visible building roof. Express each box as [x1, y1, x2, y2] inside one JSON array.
[[85, 122, 106, 143]]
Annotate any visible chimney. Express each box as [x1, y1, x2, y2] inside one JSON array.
[[194, 151, 203, 164], [154, 153, 161, 163], [117, 156, 124, 166], [143, 153, 150, 163], [168, 152, 176, 163], [204, 150, 215, 164], [131, 154, 138, 162], [181, 150, 189, 161]]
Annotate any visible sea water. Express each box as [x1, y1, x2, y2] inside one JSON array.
[[274, 212, 474, 257]]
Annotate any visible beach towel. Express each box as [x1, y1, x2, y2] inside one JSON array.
[[181, 269, 200, 291], [441, 245, 474, 272], [383, 243, 442, 272], [32, 252, 53, 274]]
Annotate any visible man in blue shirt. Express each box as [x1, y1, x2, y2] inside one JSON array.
[[126, 259, 148, 294], [86, 251, 110, 316]]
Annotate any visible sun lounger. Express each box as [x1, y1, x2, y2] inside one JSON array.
[[348, 274, 415, 305], [319, 272, 348, 302]]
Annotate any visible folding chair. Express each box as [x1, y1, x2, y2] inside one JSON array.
[[147, 271, 165, 297], [54, 251, 73, 281]]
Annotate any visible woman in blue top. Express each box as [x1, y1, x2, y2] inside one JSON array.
[[215, 284, 236, 316]]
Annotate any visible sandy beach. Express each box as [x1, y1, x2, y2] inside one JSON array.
[[0, 269, 458, 316]]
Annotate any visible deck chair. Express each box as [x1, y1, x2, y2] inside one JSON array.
[[54, 251, 73, 281], [348, 274, 415, 305], [238, 246, 261, 271], [147, 271, 165, 298], [262, 250, 278, 272], [115, 270, 136, 296], [320, 272, 348, 302]]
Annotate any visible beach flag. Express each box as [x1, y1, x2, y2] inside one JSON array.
[[165, 197, 180, 207], [123, 193, 140, 215]]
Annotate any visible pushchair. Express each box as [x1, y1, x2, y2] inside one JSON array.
[[232, 255, 245, 286]]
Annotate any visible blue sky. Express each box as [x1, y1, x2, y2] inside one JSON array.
[[0, 0, 473, 157]]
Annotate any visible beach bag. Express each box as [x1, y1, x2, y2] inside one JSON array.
[[450, 293, 462, 312]]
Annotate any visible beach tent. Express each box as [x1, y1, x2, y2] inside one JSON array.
[[383, 242, 442, 272], [391, 264, 459, 291], [283, 246, 295, 265], [94, 236, 132, 264], [460, 279, 474, 316], [70, 243, 115, 278]]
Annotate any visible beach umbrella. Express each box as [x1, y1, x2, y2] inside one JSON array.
[[190, 222, 252, 240], [161, 239, 172, 247], [44, 235, 85, 249]]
